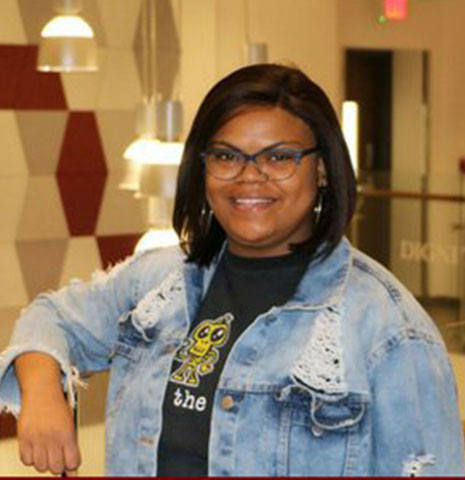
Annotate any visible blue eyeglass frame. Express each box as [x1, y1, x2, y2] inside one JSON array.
[[200, 144, 321, 181]]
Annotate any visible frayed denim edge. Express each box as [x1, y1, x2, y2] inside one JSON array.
[[0, 344, 86, 414]]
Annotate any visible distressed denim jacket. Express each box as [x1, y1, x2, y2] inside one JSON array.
[[0, 238, 464, 476]]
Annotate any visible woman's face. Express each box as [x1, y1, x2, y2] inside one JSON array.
[[205, 106, 320, 257]]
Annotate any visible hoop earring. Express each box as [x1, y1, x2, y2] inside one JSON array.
[[313, 190, 324, 227]]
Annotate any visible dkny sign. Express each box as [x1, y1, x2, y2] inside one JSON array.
[[400, 240, 465, 266]]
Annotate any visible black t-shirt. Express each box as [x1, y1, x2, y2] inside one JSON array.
[[157, 249, 310, 476]]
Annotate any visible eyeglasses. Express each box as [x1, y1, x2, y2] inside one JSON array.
[[201, 144, 320, 181]]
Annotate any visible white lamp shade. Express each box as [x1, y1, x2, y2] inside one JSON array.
[[40, 15, 94, 37], [119, 161, 143, 191], [37, 15, 98, 72], [135, 229, 179, 253], [123, 138, 184, 165]]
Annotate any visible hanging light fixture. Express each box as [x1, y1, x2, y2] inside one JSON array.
[[244, 0, 268, 64], [123, 0, 183, 252], [123, 99, 184, 166], [135, 228, 179, 252], [37, 0, 98, 72], [122, 0, 184, 167], [134, 196, 179, 252], [247, 43, 268, 64]]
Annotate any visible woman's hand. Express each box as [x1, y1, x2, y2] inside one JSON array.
[[15, 353, 81, 475], [18, 392, 81, 475]]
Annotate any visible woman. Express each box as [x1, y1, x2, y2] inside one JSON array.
[[0, 64, 463, 476]]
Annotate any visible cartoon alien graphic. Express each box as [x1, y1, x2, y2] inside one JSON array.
[[170, 313, 233, 386]]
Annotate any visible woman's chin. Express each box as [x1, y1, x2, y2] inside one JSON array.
[[227, 235, 290, 257]]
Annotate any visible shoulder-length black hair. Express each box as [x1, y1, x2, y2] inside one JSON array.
[[173, 64, 356, 266]]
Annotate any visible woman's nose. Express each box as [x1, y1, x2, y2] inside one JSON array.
[[236, 159, 268, 182]]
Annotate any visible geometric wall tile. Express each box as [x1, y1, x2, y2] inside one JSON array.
[[0, 307, 22, 351], [18, 0, 106, 46], [0, 111, 28, 176], [0, 243, 28, 307], [57, 112, 107, 174], [0, 0, 27, 44], [55, 111, 107, 236], [17, 176, 68, 240], [16, 111, 68, 174], [96, 49, 142, 110], [95, 110, 135, 171], [96, 174, 147, 235], [155, 0, 181, 100], [60, 65, 102, 111], [132, 0, 181, 100], [0, 177, 27, 242], [97, 0, 142, 47], [0, 304, 23, 440], [16, 239, 68, 300], [0, 308, 21, 439], [155, 48, 181, 100], [59, 236, 102, 286], [0, 45, 67, 109], [17, 0, 55, 44], [57, 175, 107, 236], [97, 234, 143, 269], [0, 413, 16, 440]]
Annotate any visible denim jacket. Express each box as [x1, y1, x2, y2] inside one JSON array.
[[0, 238, 464, 476]]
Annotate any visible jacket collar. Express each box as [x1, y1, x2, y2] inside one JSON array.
[[189, 237, 352, 311], [285, 237, 352, 310]]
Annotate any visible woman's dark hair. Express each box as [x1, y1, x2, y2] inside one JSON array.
[[173, 63, 356, 265]]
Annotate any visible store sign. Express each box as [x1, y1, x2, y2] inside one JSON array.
[[401, 240, 465, 266]]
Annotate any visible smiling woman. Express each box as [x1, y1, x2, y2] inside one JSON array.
[[0, 64, 464, 477], [174, 64, 355, 266]]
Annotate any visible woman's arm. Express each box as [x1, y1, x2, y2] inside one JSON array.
[[369, 338, 465, 476], [15, 352, 80, 475], [0, 247, 180, 473], [0, 250, 149, 416]]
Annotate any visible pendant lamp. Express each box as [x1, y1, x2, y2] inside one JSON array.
[[122, 0, 184, 168], [37, 0, 98, 72], [244, 0, 268, 64]]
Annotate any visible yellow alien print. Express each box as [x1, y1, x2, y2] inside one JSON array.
[[170, 313, 233, 387]]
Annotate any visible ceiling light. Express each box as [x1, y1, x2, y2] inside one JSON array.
[[135, 228, 179, 253], [37, 0, 98, 72], [122, 99, 184, 166], [123, 138, 183, 166]]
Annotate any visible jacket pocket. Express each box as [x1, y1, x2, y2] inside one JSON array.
[[277, 383, 368, 475], [109, 311, 147, 360]]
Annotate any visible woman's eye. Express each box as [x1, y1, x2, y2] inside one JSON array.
[[267, 151, 294, 162], [214, 151, 238, 162]]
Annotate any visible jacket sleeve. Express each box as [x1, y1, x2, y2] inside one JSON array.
[[0, 251, 149, 417], [369, 337, 465, 476]]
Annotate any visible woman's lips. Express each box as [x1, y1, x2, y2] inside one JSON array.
[[229, 197, 276, 211]]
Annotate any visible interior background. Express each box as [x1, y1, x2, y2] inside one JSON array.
[[0, 0, 464, 474]]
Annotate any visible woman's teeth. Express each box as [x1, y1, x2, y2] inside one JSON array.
[[233, 198, 273, 204]]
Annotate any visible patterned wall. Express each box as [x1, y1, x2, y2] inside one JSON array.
[[0, 0, 167, 438]]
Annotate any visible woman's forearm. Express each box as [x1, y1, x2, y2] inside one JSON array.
[[14, 352, 63, 400]]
